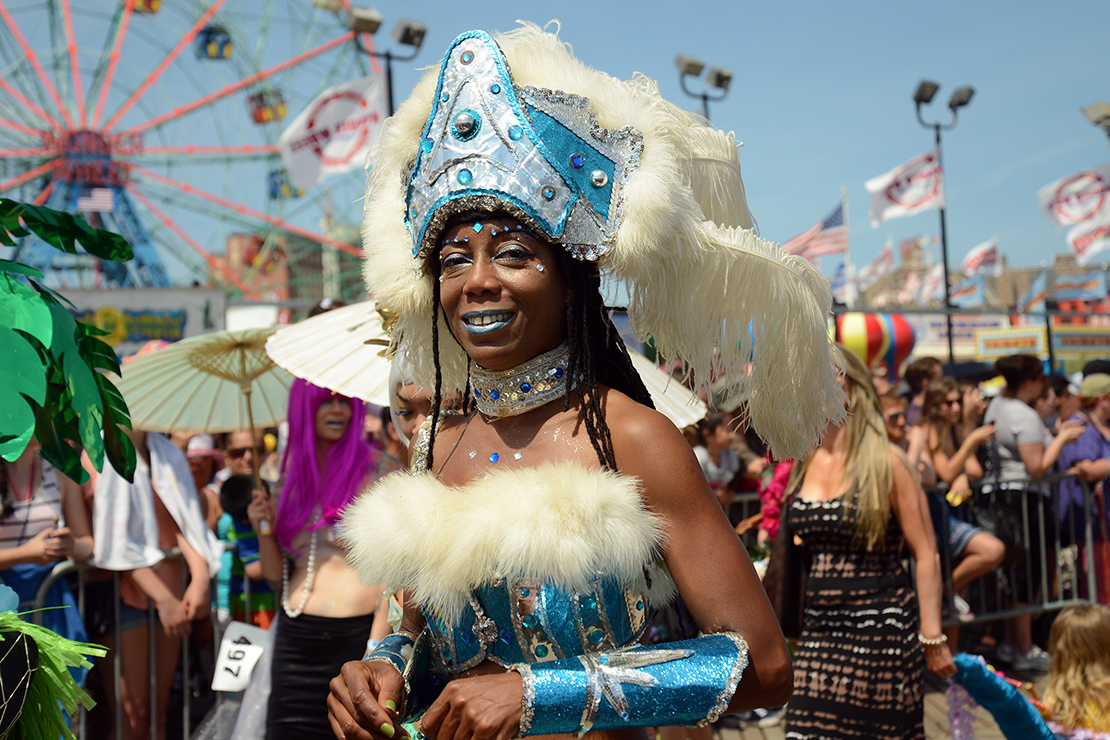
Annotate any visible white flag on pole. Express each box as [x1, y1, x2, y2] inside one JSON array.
[[865, 149, 945, 227], [1037, 163, 1110, 229], [897, 271, 921, 305], [960, 236, 1002, 277], [1067, 205, 1110, 266], [916, 263, 946, 305], [278, 75, 387, 190]]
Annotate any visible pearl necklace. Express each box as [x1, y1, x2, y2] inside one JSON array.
[[281, 529, 318, 619], [470, 342, 571, 418]]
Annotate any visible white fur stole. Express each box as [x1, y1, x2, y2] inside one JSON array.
[[339, 462, 673, 623]]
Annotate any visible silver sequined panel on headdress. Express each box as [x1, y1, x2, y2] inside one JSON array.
[[404, 30, 643, 262]]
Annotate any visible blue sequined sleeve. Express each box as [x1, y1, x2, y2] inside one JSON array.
[[509, 632, 749, 737]]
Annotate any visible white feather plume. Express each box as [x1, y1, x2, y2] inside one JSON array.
[[361, 22, 847, 459]]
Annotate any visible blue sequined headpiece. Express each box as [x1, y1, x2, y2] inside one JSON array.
[[404, 30, 643, 262]]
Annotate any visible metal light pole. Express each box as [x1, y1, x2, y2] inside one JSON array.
[[913, 80, 974, 364], [675, 54, 732, 122], [348, 8, 426, 116]]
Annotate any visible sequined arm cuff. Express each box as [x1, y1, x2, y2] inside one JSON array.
[[508, 632, 749, 737], [363, 632, 415, 675], [364, 630, 448, 723]]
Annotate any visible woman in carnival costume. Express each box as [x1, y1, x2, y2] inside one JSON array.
[[331, 24, 846, 740], [246, 380, 382, 740]]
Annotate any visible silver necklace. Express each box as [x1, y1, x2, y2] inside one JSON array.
[[470, 342, 570, 418]]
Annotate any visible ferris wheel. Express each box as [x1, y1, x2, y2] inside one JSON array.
[[0, 0, 392, 301]]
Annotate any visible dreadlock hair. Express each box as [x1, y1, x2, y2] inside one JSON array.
[[423, 214, 654, 473]]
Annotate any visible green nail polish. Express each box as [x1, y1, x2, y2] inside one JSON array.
[[381, 722, 395, 738], [384, 699, 397, 711]]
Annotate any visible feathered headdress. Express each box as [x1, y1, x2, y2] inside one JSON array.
[[362, 23, 846, 458]]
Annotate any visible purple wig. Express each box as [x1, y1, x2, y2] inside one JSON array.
[[274, 379, 371, 549]]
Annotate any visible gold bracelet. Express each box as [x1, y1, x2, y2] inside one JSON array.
[[918, 633, 947, 646]]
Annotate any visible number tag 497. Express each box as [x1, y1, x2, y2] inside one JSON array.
[[212, 622, 269, 692]]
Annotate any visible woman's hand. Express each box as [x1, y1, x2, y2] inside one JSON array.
[[924, 641, 956, 679], [182, 575, 211, 621], [1057, 419, 1086, 445], [964, 423, 996, 449], [421, 672, 524, 740], [945, 476, 972, 507], [247, 488, 276, 536], [156, 595, 192, 639], [328, 660, 407, 740]]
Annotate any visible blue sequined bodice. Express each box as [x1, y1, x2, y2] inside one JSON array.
[[423, 566, 661, 675]]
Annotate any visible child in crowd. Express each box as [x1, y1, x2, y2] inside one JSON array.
[[1044, 603, 1110, 738], [215, 474, 274, 629], [692, 412, 740, 509]]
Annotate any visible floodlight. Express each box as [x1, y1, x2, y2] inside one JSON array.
[[675, 54, 705, 78], [392, 19, 426, 49], [1082, 102, 1110, 133], [913, 80, 939, 105], [347, 6, 382, 34], [948, 86, 975, 111], [705, 67, 733, 91]]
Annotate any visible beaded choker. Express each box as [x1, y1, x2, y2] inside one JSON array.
[[471, 343, 570, 418]]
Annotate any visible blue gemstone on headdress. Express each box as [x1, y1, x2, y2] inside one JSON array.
[[569, 153, 584, 169], [508, 124, 523, 140], [473, 222, 483, 232], [542, 186, 556, 200], [520, 382, 531, 393], [489, 389, 500, 400], [457, 168, 473, 185], [441, 91, 449, 102], [421, 138, 434, 153], [490, 452, 499, 463], [460, 50, 474, 64], [490, 83, 501, 94]]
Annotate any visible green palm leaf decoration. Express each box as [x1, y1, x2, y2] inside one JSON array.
[[0, 198, 137, 482]]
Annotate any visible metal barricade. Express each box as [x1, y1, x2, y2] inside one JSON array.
[[17, 545, 240, 740], [927, 471, 1103, 627]]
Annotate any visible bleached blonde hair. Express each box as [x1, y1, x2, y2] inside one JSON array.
[[789, 344, 893, 551], [1045, 604, 1110, 732]]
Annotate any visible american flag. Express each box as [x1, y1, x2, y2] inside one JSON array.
[[77, 187, 115, 213], [781, 204, 848, 261]]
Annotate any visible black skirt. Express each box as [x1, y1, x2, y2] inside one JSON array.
[[267, 610, 374, 740]]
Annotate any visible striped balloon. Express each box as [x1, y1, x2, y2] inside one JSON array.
[[836, 313, 916, 382]]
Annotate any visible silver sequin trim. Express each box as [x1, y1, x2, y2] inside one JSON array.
[[510, 663, 536, 736], [695, 632, 750, 727]]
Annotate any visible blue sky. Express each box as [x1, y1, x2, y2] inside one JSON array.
[[2, 1, 1107, 285], [381, 0, 1110, 275]]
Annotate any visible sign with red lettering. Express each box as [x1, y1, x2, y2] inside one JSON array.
[[278, 75, 387, 190]]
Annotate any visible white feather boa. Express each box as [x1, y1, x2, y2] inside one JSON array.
[[339, 462, 675, 624], [361, 22, 847, 459]]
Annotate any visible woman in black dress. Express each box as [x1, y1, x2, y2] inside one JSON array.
[[784, 348, 955, 740]]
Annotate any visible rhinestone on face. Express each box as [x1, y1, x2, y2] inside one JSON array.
[[569, 153, 584, 169], [490, 83, 501, 94], [489, 452, 499, 463], [469, 450, 477, 459], [541, 186, 556, 200], [456, 168, 473, 185], [421, 138, 434, 153], [591, 170, 609, 187], [508, 124, 523, 140], [460, 50, 474, 64], [473, 222, 483, 233], [534, 644, 549, 658], [514, 452, 522, 460]]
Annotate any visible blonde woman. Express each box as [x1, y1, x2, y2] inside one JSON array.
[[784, 348, 953, 740], [1044, 603, 1110, 738]]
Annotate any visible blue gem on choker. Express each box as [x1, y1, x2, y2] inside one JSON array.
[[470, 342, 572, 418], [520, 382, 531, 393], [489, 389, 500, 400]]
